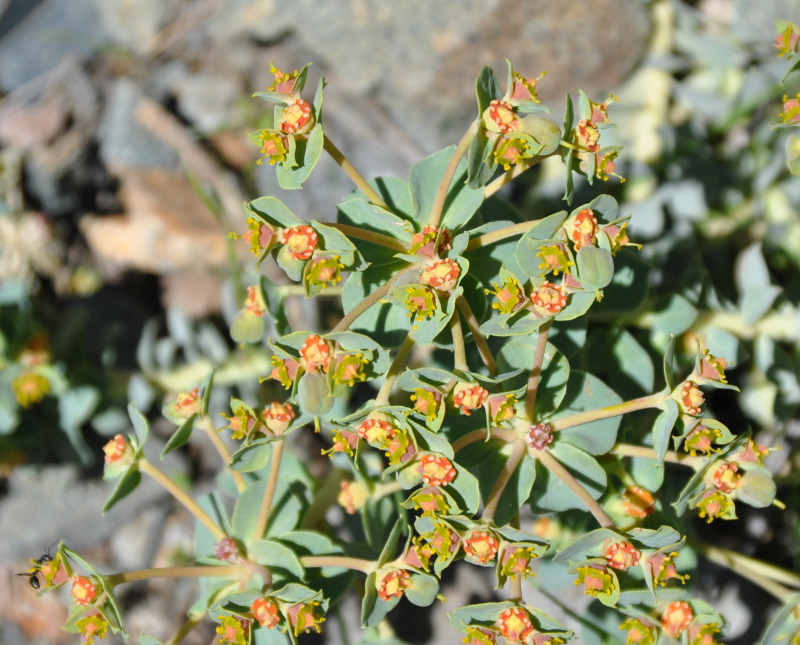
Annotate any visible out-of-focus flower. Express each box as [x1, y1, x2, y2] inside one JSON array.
[[605, 541, 641, 571], [462, 530, 499, 564], [376, 568, 411, 600], [75, 612, 109, 645], [496, 607, 535, 643], [485, 276, 527, 313], [453, 384, 489, 415], [531, 281, 567, 316], [660, 601, 692, 639], [71, 576, 98, 607], [216, 615, 249, 645], [251, 597, 281, 629], [262, 402, 295, 435], [299, 334, 331, 373], [418, 454, 457, 487]]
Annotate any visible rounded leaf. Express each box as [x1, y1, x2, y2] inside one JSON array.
[[736, 469, 777, 508], [576, 245, 614, 290], [230, 309, 266, 344]]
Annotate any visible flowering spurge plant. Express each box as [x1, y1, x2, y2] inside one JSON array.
[[775, 19, 800, 175], [20, 60, 797, 645]]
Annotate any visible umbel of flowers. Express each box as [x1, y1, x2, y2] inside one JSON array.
[[18, 48, 792, 645]]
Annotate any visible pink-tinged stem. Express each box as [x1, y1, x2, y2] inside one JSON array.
[[524, 320, 552, 421], [482, 440, 527, 523], [534, 448, 614, 528]]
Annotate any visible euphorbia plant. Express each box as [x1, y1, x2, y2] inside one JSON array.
[[20, 56, 800, 645]]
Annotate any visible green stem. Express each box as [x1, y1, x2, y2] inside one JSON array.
[[452, 427, 517, 453], [612, 442, 704, 469], [327, 222, 408, 252], [254, 438, 285, 540], [534, 448, 614, 528], [696, 542, 800, 589], [300, 555, 376, 574], [525, 320, 552, 421], [466, 221, 539, 252], [107, 564, 244, 587], [482, 440, 527, 523], [484, 157, 539, 199], [693, 542, 797, 601], [166, 613, 205, 645], [375, 333, 416, 406], [456, 296, 497, 376], [300, 467, 349, 530], [281, 284, 343, 297], [551, 391, 667, 432], [198, 417, 247, 493], [331, 278, 394, 334], [427, 124, 476, 228], [323, 136, 388, 208], [508, 513, 523, 601], [138, 459, 226, 540], [450, 308, 469, 371]]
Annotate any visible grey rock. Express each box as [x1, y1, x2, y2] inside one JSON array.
[[95, 0, 179, 55], [98, 78, 180, 170], [205, 0, 293, 43], [732, 0, 800, 48], [0, 464, 162, 566], [0, 0, 104, 91], [268, 0, 650, 151], [175, 71, 243, 134]]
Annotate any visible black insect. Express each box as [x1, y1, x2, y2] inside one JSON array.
[[15, 571, 41, 589], [15, 543, 58, 591]]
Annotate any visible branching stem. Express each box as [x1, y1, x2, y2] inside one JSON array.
[[138, 459, 226, 540], [254, 438, 285, 540], [300, 555, 376, 574], [612, 442, 705, 469], [331, 279, 393, 334], [484, 158, 537, 198], [525, 320, 552, 420], [534, 448, 614, 528], [327, 222, 408, 252], [107, 565, 243, 586], [551, 391, 667, 432], [166, 614, 205, 645], [323, 136, 387, 208], [375, 333, 416, 406], [452, 427, 517, 453], [427, 124, 475, 228], [482, 440, 527, 523], [198, 417, 246, 493], [466, 221, 538, 251], [450, 308, 469, 371], [456, 296, 497, 376]]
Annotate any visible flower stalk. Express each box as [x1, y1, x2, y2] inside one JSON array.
[[534, 448, 614, 528], [427, 124, 476, 228], [551, 391, 667, 432], [138, 459, 226, 540], [482, 440, 528, 523], [254, 438, 285, 540], [323, 136, 388, 208], [375, 333, 416, 406], [525, 319, 552, 421], [197, 417, 247, 493]]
